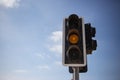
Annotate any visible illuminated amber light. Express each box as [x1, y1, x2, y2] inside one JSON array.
[[69, 34, 79, 44]]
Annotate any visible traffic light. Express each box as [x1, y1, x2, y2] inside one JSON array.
[[62, 14, 87, 67], [85, 23, 97, 54]]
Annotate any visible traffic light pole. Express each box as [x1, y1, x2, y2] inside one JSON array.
[[72, 67, 79, 80]]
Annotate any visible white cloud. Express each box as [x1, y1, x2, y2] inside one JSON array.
[[0, 0, 20, 8], [36, 53, 45, 59], [48, 31, 62, 54], [36, 53, 51, 59], [37, 65, 50, 70], [50, 31, 62, 43], [54, 61, 62, 66], [49, 44, 62, 54]]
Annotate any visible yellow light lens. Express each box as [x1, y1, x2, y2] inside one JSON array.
[[69, 34, 79, 44]]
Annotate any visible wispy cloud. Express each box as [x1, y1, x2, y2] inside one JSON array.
[[49, 44, 62, 54], [36, 53, 51, 60], [0, 0, 20, 8], [54, 61, 62, 66], [50, 31, 62, 43], [37, 65, 50, 70], [48, 31, 62, 54], [36, 53, 45, 59]]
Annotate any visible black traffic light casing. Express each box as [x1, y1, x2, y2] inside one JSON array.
[[68, 23, 97, 73], [62, 14, 87, 67], [69, 65, 87, 73], [85, 23, 97, 54]]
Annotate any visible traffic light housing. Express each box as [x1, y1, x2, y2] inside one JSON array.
[[85, 23, 97, 54], [69, 65, 87, 73], [62, 14, 87, 67], [62, 14, 97, 73]]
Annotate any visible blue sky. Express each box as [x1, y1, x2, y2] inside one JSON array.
[[0, 0, 120, 80]]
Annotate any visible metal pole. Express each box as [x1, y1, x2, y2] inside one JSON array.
[[72, 67, 79, 80]]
